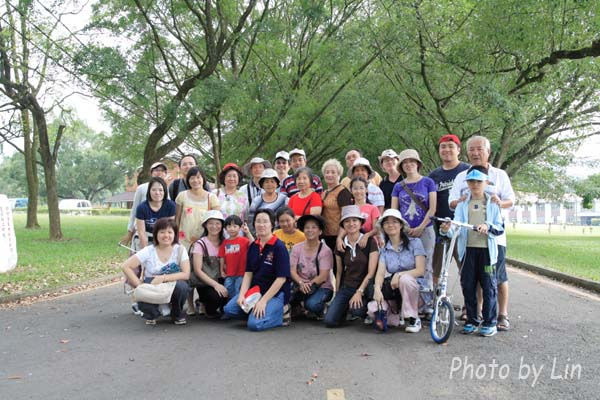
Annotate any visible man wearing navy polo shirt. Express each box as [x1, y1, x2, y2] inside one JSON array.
[[429, 134, 470, 286]]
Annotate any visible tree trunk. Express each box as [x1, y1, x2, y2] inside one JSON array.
[[22, 110, 40, 229], [28, 96, 62, 240]]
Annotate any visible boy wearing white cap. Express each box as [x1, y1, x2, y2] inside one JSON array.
[[440, 166, 504, 337]]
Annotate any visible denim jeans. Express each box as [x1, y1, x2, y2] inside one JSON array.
[[323, 285, 369, 328], [223, 292, 284, 331], [224, 276, 243, 299], [461, 247, 497, 327], [291, 286, 333, 316], [138, 278, 190, 321]]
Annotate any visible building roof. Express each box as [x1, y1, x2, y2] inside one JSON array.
[[104, 191, 135, 203]]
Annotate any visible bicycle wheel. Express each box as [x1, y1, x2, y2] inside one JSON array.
[[430, 298, 455, 344]]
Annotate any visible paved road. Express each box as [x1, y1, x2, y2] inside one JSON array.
[[1, 266, 599, 400]]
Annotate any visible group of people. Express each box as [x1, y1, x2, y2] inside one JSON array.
[[120, 134, 515, 336]]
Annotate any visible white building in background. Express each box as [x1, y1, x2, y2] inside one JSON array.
[[508, 193, 600, 226]]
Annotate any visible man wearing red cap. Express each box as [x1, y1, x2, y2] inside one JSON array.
[[429, 135, 470, 287]]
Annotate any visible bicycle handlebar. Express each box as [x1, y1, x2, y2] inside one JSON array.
[[430, 216, 476, 231]]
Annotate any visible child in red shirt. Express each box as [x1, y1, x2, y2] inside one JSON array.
[[219, 215, 253, 298]]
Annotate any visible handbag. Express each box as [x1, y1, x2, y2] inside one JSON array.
[[133, 245, 183, 304], [134, 281, 176, 304], [292, 242, 324, 297], [189, 238, 221, 288], [374, 303, 388, 332], [381, 275, 403, 307]]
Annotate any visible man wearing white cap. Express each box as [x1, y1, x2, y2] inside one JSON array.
[[449, 136, 515, 332], [240, 157, 272, 206], [120, 161, 170, 249], [273, 151, 291, 184], [280, 148, 323, 197]]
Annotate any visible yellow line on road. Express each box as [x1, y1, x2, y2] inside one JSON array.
[[326, 388, 345, 400]]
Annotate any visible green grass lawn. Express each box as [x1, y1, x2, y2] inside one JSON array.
[[1, 214, 129, 297], [507, 225, 600, 282]]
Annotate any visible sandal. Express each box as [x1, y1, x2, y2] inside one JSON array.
[[282, 304, 292, 326], [497, 314, 510, 331]]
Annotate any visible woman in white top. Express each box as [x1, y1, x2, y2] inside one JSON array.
[[122, 218, 191, 325]]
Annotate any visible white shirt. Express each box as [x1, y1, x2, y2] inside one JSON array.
[[448, 165, 515, 247], [135, 244, 189, 278]]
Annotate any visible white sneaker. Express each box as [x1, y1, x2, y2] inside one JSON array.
[[131, 303, 143, 317], [364, 316, 374, 325], [405, 317, 421, 333]]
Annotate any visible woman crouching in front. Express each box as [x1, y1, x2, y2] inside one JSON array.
[[369, 209, 425, 333], [122, 218, 191, 325], [222, 209, 291, 331]]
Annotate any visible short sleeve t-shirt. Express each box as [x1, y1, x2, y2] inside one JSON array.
[[321, 185, 354, 237], [379, 238, 426, 277], [367, 183, 385, 208], [392, 177, 437, 229], [288, 191, 323, 217], [135, 200, 176, 234], [379, 176, 402, 210], [359, 203, 380, 233], [428, 162, 470, 219], [247, 236, 291, 303], [273, 229, 306, 253], [191, 237, 220, 257], [335, 236, 378, 289], [218, 236, 250, 277], [135, 244, 189, 278], [290, 242, 333, 290]]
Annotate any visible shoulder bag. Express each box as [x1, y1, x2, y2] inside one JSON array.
[[189, 238, 221, 288], [400, 180, 428, 212], [133, 245, 182, 304]]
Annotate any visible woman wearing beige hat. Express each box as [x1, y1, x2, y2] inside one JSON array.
[[391, 149, 437, 302], [247, 168, 288, 234], [240, 157, 272, 206], [323, 205, 378, 328]]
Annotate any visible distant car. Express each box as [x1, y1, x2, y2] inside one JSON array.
[[59, 199, 92, 215], [8, 198, 28, 209]]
